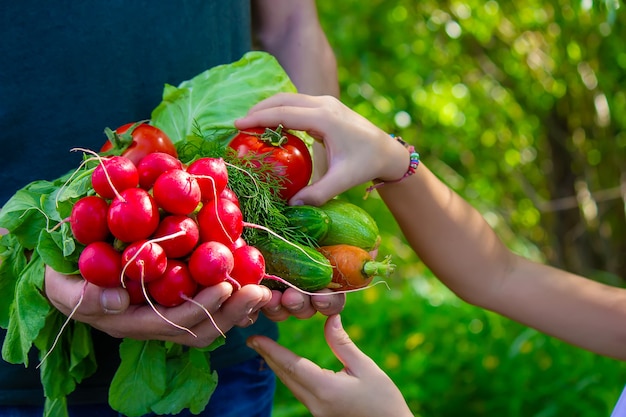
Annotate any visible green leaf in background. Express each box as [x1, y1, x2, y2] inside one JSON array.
[[0, 234, 27, 327], [0, 187, 51, 250], [37, 312, 79, 400], [150, 348, 217, 415], [151, 51, 297, 147], [109, 339, 167, 417], [68, 322, 97, 382], [37, 229, 79, 275], [1, 254, 49, 366], [43, 397, 68, 417]]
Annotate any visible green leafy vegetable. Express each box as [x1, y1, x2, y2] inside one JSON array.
[[109, 339, 168, 417], [150, 347, 217, 415], [152, 51, 297, 147], [2, 254, 48, 365]]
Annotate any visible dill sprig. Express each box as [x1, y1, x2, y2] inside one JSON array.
[[223, 148, 312, 246]]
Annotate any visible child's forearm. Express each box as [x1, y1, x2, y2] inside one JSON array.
[[378, 165, 626, 359], [377, 164, 513, 307]]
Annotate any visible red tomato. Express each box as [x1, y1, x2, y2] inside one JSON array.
[[228, 126, 312, 201], [100, 122, 177, 166]]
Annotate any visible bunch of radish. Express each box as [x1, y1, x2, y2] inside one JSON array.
[[71, 150, 268, 310]]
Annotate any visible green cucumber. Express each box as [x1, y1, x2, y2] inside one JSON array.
[[283, 205, 330, 243], [318, 199, 381, 251], [256, 237, 333, 291]]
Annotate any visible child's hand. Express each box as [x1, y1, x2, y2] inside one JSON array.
[[246, 314, 413, 417], [262, 288, 346, 322], [235, 93, 410, 206]]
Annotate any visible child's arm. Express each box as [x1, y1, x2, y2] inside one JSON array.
[[379, 165, 626, 359]]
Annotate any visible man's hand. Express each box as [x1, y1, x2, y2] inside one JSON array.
[[45, 266, 272, 348]]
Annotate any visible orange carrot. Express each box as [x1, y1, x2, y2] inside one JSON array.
[[317, 244, 395, 290]]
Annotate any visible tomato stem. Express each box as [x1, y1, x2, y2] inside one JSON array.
[[259, 124, 287, 147], [102, 121, 146, 154]]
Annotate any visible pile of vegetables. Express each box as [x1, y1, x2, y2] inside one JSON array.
[[0, 52, 393, 417]]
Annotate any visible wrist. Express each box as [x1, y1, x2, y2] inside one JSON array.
[[365, 135, 420, 198]]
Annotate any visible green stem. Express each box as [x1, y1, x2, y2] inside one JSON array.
[[363, 256, 395, 278], [260, 124, 287, 147]]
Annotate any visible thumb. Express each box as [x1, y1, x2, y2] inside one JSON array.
[[99, 286, 131, 314], [72, 283, 130, 316], [45, 269, 130, 316], [324, 315, 374, 375]]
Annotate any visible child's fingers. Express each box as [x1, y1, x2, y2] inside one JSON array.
[[244, 92, 322, 114], [323, 315, 377, 376], [246, 335, 325, 402], [235, 105, 322, 135]]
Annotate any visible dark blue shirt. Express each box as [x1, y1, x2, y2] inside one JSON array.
[[0, 0, 252, 205]]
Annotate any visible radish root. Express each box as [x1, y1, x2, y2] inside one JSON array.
[[140, 273, 198, 338], [243, 221, 330, 268], [119, 230, 186, 287], [180, 294, 226, 339], [71, 147, 125, 202], [262, 274, 390, 296], [37, 280, 89, 368]]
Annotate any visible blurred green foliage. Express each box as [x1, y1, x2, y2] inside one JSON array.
[[273, 0, 626, 416], [274, 279, 625, 416]]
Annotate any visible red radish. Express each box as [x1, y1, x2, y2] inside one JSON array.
[[230, 244, 266, 286], [186, 157, 229, 202], [188, 241, 235, 287], [125, 279, 148, 305], [137, 152, 183, 190], [229, 236, 247, 252], [148, 260, 198, 307], [197, 198, 243, 246], [121, 240, 168, 283], [152, 215, 200, 259], [152, 169, 201, 215], [107, 188, 160, 242], [220, 187, 240, 208], [78, 241, 122, 288], [70, 195, 110, 245], [91, 155, 139, 199]]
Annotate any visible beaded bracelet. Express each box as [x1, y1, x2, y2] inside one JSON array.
[[364, 135, 420, 199]]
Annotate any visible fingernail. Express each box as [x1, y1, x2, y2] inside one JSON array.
[[246, 337, 258, 349], [101, 289, 123, 314], [216, 293, 231, 309], [266, 304, 282, 313], [286, 301, 305, 312], [250, 289, 273, 313], [314, 300, 331, 310], [246, 301, 261, 315], [331, 314, 342, 329], [261, 286, 272, 300]]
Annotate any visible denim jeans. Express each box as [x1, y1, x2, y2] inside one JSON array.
[[0, 355, 276, 417]]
